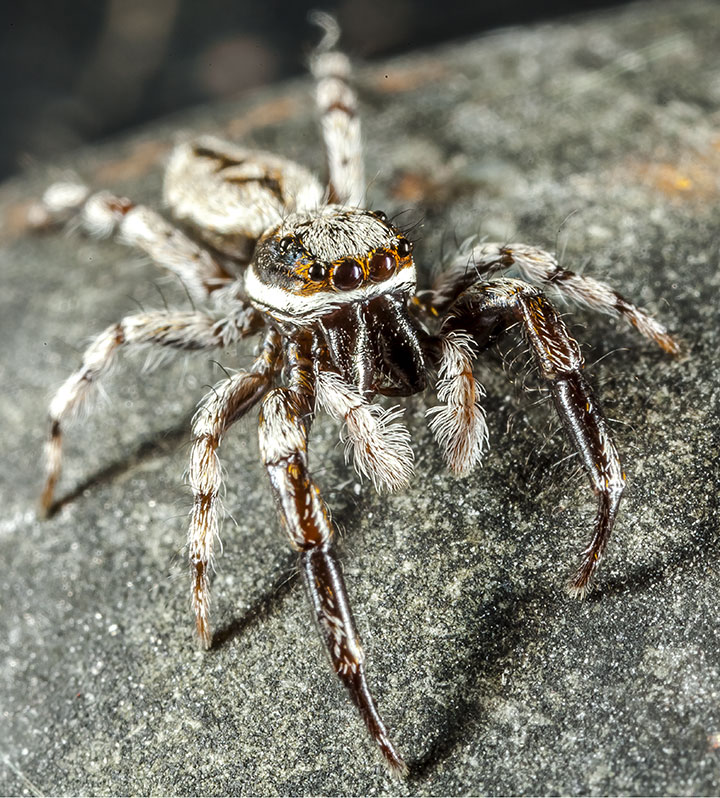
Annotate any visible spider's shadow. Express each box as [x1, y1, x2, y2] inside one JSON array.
[[43, 419, 192, 517], [211, 561, 298, 649], [407, 583, 539, 780]]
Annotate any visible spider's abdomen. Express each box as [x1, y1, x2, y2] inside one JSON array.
[[245, 205, 416, 323]]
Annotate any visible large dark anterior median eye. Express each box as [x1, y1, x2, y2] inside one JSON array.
[[333, 258, 363, 291]]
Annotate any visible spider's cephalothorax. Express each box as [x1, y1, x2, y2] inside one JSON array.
[[248, 206, 426, 397], [37, 12, 678, 777]]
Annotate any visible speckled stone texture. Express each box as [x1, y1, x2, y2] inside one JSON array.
[[1, 1, 719, 794]]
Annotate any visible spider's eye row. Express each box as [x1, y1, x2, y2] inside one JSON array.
[[333, 258, 364, 291], [396, 237, 413, 257], [278, 235, 294, 252], [308, 262, 328, 281], [372, 209, 388, 223]]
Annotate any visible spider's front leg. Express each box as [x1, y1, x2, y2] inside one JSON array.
[[39, 307, 263, 516], [258, 332, 406, 776], [187, 329, 280, 646], [442, 278, 626, 595]]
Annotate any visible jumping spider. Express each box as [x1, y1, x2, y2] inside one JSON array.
[[37, 14, 678, 776]]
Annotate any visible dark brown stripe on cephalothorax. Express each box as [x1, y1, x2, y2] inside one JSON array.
[[192, 145, 246, 171], [223, 175, 284, 200], [326, 101, 356, 117]]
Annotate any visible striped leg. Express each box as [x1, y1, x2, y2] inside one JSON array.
[[34, 185, 232, 302], [433, 242, 679, 354], [39, 308, 259, 516], [310, 12, 365, 207], [258, 336, 406, 776], [426, 329, 489, 477], [188, 329, 280, 647], [445, 278, 626, 595]]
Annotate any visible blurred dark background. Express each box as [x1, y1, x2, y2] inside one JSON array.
[[2, 0, 635, 181]]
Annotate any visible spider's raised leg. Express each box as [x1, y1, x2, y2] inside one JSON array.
[[433, 242, 679, 354], [188, 329, 280, 647], [40, 306, 263, 515], [310, 12, 365, 206], [258, 333, 406, 776], [440, 278, 626, 595]]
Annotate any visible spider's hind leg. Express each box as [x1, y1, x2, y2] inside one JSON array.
[[258, 333, 407, 776], [443, 278, 626, 596]]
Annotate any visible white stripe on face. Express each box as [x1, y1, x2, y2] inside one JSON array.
[[245, 261, 417, 321]]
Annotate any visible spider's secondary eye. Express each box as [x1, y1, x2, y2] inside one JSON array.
[[333, 258, 364, 291], [368, 251, 396, 283], [278, 235, 294, 252], [372, 209, 388, 223], [396, 238, 413, 257], [308, 262, 328, 281]]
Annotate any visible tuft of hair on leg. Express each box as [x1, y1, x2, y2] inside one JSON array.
[[427, 331, 488, 477], [315, 370, 414, 493]]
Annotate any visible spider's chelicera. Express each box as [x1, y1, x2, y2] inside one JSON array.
[[37, 14, 678, 776]]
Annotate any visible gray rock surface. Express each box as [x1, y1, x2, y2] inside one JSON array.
[[1, 1, 719, 794]]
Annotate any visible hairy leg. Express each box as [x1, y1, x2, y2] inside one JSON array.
[[188, 329, 280, 647], [431, 241, 679, 353], [314, 368, 414, 493], [444, 278, 626, 595], [425, 329, 489, 477], [310, 11, 365, 207], [259, 333, 406, 776], [34, 185, 232, 302], [40, 308, 261, 515]]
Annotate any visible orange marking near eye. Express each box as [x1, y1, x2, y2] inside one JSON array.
[[295, 244, 412, 295]]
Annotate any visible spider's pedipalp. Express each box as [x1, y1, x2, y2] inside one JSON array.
[[40, 309, 248, 517], [426, 330, 489, 477], [445, 278, 625, 593], [188, 329, 280, 647], [315, 369, 414, 493]]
